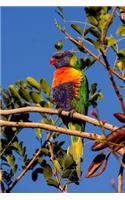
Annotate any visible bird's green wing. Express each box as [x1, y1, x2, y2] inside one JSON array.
[[68, 73, 89, 178]]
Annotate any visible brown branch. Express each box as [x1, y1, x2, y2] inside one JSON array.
[[117, 154, 125, 193], [48, 142, 65, 192], [101, 52, 125, 115], [1, 119, 124, 157], [59, 28, 125, 81], [0, 119, 102, 141], [6, 147, 44, 193], [0, 106, 118, 131]]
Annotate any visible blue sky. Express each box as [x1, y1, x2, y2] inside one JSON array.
[[1, 7, 125, 193]]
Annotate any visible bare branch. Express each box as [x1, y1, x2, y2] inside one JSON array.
[[0, 106, 118, 131], [117, 154, 125, 193], [47, 142, 65, 192], [0, 119, 102, 141]]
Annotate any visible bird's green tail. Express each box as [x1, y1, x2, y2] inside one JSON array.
[[67, 122, 83, 178]]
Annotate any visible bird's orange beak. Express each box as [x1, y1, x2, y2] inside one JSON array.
[[50, 57, 56, 65]]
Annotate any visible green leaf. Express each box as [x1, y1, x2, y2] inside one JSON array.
[[80, 57, 96, 69], [98, 14, 112, 32], [106, 36, 116, 47], [35, 128, 42, 139], [55, 20, 62, 31], [19, 88, 32, 103], [47, 178, 58, 188], [12, 141, 27, 162], [115, 61, 125, 72], [90, 92, 103, 102], [55, 40, 63, 50], [32, 168, 43, 181], [71, 24, 83, 35], [43, 164, 52, 180], [9, 85, 21, 100], [119, 49, 125, 56], [56, 7, 64, 19], [40, 78, 51, 96], [116, 25, 125, 36], [5, 154, 17, 175], [85, 38, 99, 47], [30, 91, 43, 103], [41, 148, 49, 155], [69, 170, 79, 183], [87, 16, 98, 26], [53, 160, 61, 172], [90, 83, 97, 95], [62, 169, 71, 178], [70, 55, 78, 67], [32, 170, 38, 181], [26, 77, 41, 91], [84, 27, 100, 38], [2, 94, 10, 106], [64, 155, 75, 169]]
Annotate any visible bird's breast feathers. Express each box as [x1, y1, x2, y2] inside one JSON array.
[[52, 67, 83, 89]]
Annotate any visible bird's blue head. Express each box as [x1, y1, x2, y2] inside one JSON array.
[[50, 50, 79, 69]]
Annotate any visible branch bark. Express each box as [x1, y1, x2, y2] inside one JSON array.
[[0, 119, 102, 141], [0, 106, 118, 131], [117, 154, 125, 193]]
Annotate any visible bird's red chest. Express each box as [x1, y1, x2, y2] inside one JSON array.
[[52, 67, 83, 89], [52, 67, 83, 111]]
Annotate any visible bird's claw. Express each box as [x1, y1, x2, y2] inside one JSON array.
[[68, 109, 76, 118], [58, 108, 63, 117]]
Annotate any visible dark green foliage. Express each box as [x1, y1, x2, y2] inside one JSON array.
[[1, 76, 54, 192], [89, 83, 103, 107], [116, 25, 125, 36], [71, 24, 83, 35]]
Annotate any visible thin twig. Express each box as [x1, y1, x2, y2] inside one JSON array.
[[48, 142, 64, 192], [111, 178, 117, 192], [101, 51, 125, 115], [0, 106, 118, 131], [117, 154, 125, 193], [6, 147, 44, 193]]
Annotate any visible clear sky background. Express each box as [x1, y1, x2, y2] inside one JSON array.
[[1, 6, 125, 193]]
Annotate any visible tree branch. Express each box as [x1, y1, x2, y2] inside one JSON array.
[[1, 119, 124, 157], [0, 106, 118, 131], [6, 147, 44, 193], [59, 27, 125, 81], [101, 51, 125, 115], [0, 119, 102, 141], [117, 154, 125, 193], [47, 142, 65, 192]]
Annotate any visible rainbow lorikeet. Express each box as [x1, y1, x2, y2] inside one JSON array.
[[50, 50, 89, 177]]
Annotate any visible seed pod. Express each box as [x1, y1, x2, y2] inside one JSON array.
[[114, 113, 125, 123], [92, 126, 125, 151]]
